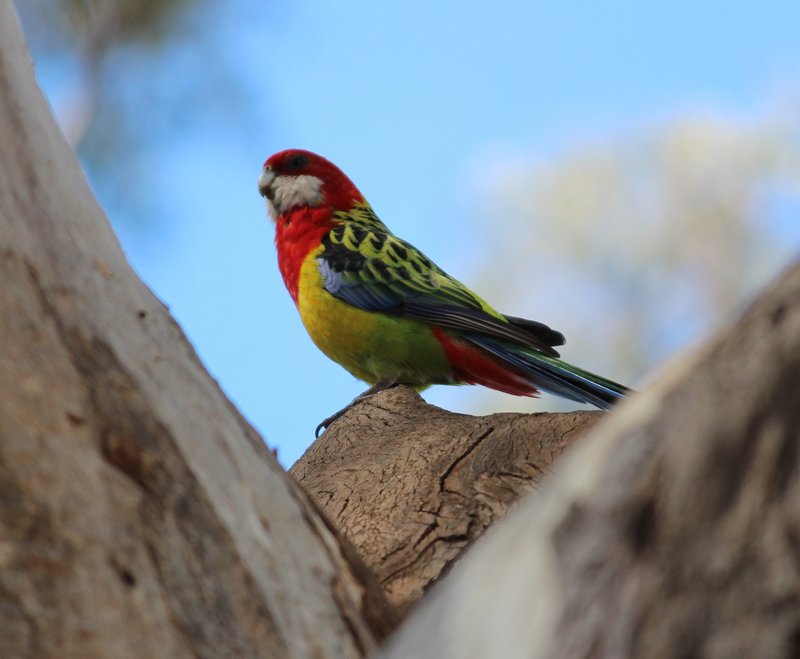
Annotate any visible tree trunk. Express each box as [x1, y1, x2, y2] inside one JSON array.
[[291, 388, 601, 615], [381, 259, 800, 659], [7, 2, 800, 657], [0, 5, 391, 657]]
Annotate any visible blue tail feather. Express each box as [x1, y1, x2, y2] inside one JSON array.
[[464, 335, 628, 410]]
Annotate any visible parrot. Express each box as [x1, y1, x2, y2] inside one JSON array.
[[258, 149, 629, 435]]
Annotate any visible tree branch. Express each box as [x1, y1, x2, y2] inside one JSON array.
[[382, 259, 800, 658], [0, 5, 390, 657], [292, 388, 602, 615]]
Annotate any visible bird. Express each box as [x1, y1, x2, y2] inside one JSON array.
[[258, 149, 629, 435]]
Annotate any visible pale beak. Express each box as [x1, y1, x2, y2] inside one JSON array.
[[258, 167, 276, 199]]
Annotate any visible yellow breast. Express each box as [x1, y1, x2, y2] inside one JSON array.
[[296, 247, 450, 386]]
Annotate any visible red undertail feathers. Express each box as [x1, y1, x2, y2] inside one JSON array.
[[432, 327, 539, 397]]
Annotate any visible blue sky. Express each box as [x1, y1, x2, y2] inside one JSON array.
[[32, 0, 800, 465]]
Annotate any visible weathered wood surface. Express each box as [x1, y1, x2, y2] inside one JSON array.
[[292, 388, 601, 614], [0, 4, 390, 657], [382, 259, 800, 659]]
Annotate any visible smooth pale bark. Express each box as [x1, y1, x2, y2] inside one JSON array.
[[382, 259, 800, 659], [292, 388, 601, 615], [0, 4, 391, 657]]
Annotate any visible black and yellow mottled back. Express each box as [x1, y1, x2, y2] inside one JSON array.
[[317, 202, 565, 356]]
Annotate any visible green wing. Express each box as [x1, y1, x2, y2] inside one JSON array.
[[317, 210, 564, 356]]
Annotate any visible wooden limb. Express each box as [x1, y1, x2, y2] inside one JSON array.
[[381, 259, 800, 658], [291, 388, 602, 615], [0, 5, 391, 657]]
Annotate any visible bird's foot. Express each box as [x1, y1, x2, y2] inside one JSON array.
[[314, 408, 348, 438], [315, 380, 398, 438]]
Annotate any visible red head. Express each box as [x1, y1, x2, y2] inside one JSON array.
[[258, 149, 363, 222], [260, 149, 365, 303]]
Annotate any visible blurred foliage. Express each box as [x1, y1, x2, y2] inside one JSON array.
[[27, 0, 196, 58], [18, 0, 255, 229], [468, 108, 800, 410]]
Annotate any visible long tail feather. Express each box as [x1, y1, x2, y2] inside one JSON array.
[[464, 335, 629, 410]]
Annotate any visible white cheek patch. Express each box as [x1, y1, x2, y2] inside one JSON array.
[[271, 174, 324, 217], [266, 198, 279, 223]]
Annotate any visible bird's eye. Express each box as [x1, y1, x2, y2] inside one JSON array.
[[289, 154, 308, 169]]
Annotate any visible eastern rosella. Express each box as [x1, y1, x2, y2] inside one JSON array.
[[258, 149, 629, 435]]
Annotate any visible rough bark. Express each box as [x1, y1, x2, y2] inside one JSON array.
[[382, 259, 800, 659], [8, 0, 800, 656], [0, 5, 391, 658], [291, 388, 601, 615]]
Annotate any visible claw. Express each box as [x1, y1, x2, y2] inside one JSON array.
[[314, 380, 399, 438], [315, 411, 342, 438]]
